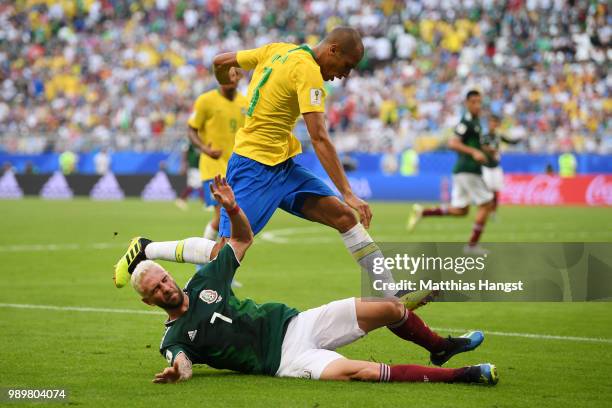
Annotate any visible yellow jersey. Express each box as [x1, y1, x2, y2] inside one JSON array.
[[235, 43, 326, 166], [188, 89, 248, 181]]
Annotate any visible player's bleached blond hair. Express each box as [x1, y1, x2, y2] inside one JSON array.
[[131, 260, 163, 296]]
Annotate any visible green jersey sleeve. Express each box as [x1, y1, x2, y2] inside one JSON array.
[[454, 121, 469, 141], [161, 344, 191, 366]]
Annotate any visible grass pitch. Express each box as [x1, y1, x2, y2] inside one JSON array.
[[1, 199, 611, 407]]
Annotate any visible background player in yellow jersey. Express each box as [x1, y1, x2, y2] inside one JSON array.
[[212, 27, 425, 302], [187, 68, 248, 241]]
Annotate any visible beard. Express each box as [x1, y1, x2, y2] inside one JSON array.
[[157, 281, 185, 310]]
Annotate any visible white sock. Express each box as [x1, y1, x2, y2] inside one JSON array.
[[203, 222, 219, 241], [145, 238, 216, 264], [340, 224, 397, 298]]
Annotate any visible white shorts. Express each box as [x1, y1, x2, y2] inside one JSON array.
[[482, 166, 504, 192], [187, 168, 201, 189], [451, 173, 494, 208], [276, 297, 365, 380]]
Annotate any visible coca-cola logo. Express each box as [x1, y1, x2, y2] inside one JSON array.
[[502, 175, 562, 205], [586, 176, 612, 205]]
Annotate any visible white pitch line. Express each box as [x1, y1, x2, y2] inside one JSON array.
[[1, 302, 610, 344], [0, 303, 164, 316], [0, 242, 125, 252], [431, 327, 612, 344]]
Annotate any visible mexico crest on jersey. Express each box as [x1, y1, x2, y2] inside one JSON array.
[[199, 289, 222, 304]]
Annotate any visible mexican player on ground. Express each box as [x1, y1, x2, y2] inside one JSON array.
[[114, 176, 498, 385], [211, 26, 425, 302], [408, 90, 494, 254], [481, 114, 521, 217], [186, 67, 248, 241]]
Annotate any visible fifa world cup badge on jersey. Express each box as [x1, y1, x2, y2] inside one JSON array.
[[310, 88, 322, 106], [199, 289, 222, 304]]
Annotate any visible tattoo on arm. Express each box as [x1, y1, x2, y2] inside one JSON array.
[[177, 353, 193, 381]]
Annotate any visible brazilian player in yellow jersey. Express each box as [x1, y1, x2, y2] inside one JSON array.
[[187, 68, 247, 241], [212, 27, 430, 303]]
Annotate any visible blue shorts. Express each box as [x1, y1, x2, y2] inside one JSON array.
[[219, 154, 337, 237], [202, 179, 219, 207]]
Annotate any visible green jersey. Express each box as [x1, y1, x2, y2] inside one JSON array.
[[186, 143, 200, 169], [159, 245, 299, 376], [452, 112, 483, 175], [481, 132, 519, 168]]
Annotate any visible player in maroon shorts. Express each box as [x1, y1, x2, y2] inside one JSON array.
[[407, 91, 493, 255]]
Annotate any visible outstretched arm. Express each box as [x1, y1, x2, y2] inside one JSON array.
[[209, 175, 253, 261], [303, 112, 372, 228], [153, 353, 192, 384]]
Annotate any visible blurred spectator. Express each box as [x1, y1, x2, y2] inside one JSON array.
[[58, 150, 77, 174], [400, 147, 419, 176], [558, 150, 577, 178], [0, 0, 608, 155], [94, 147, 111, 175], [2, 162, 13, 175], [380, 147, 399, 174], [24, 161, 37, 174]]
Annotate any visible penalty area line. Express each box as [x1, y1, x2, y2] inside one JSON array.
[[0, 302, 610, 344]]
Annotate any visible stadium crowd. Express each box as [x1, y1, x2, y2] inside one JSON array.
[[0, 0, 609, 154]]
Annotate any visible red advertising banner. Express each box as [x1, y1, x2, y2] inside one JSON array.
[[500, 174, 612, 206]]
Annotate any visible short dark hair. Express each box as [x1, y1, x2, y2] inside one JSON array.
[[466, 90, 480, 100], [490, 114, 502, 122]]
